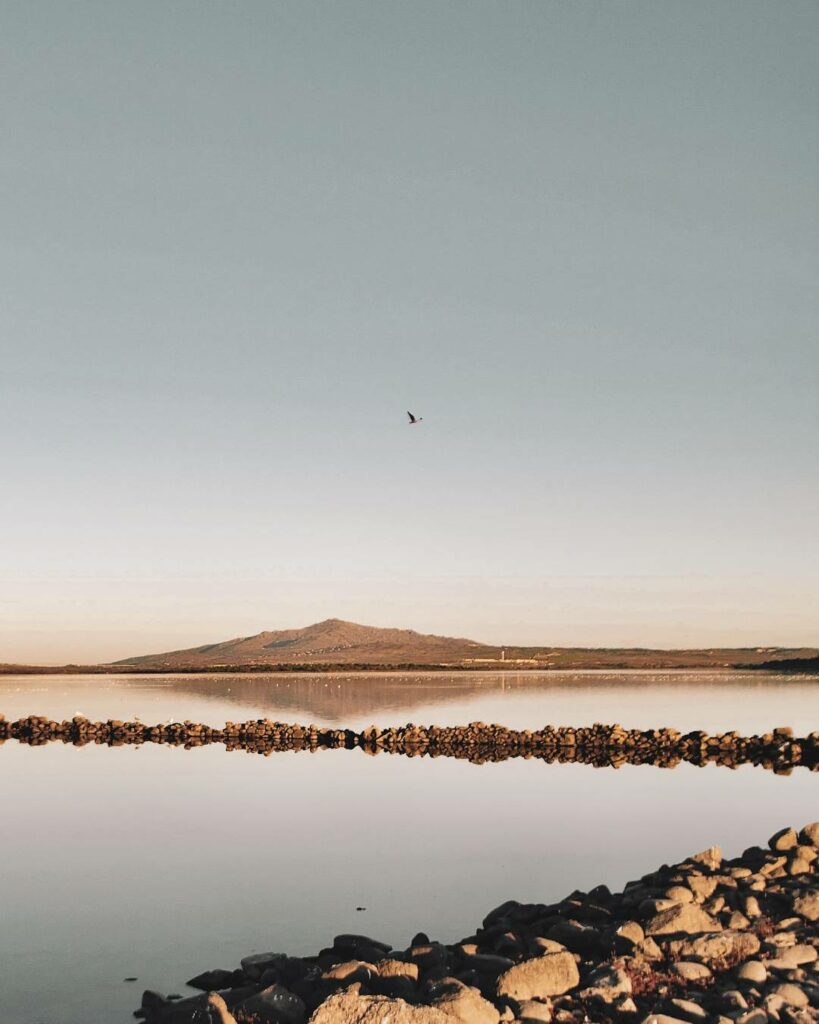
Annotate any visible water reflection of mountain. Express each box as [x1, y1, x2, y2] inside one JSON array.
[[145, 672, 547, 721], [130, 670, 802, 724]]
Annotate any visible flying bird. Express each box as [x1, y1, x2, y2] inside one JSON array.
[[407, 411, 423, 425]]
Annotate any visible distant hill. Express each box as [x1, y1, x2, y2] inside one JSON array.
[[113, 618, 492, 668]]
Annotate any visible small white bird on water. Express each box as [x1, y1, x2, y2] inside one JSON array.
[[407, 410, 423, 425]]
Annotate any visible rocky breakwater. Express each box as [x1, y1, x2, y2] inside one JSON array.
[[138, 823, 819, 1024], [1, 715, 817, 772]]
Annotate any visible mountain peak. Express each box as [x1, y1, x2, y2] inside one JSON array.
[[115, 619, 487, 668]]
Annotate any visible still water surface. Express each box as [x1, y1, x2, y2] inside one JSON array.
[[1, 671, 816, 1024]]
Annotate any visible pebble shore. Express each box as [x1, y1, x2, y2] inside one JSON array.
[[1, 715, 816, 771], [136, 824, 819, 1024]]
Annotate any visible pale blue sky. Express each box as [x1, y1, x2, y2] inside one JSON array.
[[1, 1, 817, 661]]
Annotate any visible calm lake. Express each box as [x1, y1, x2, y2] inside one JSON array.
[[1, 670, 817, 1024]]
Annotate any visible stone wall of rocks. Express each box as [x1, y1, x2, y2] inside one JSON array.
[[0, 715, 816, 772], [135, 823, 819, 1024]]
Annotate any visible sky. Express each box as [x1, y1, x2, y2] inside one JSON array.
[[1, 1, 817, 663]]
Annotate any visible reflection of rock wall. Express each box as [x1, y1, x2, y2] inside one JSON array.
[[2, 715, 816, 773]]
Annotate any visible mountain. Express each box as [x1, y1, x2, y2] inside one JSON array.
[[113, 619, 493, 668]]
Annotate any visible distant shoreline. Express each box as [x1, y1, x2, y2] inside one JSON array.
[[1, 654, 817, 676]]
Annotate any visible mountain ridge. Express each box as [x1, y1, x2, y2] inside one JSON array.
[[113, 618, 490, 668]]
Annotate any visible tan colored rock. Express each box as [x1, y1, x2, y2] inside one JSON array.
[[496, 953, 580, 1000], [615, 921, 644, 946], [686, 876, 718, 901], [311, 993, 452, 1024], [324, 962, 375, 983], [671, 962, 712, 982], [375, 960, 419, 981], [645, 904, 718, 937], [208, 993, 238, 1024], [665, 886, 694, 904], [529, 939, 566, 955], [432, 985, 499, 1024], [516, 1001, 552, 1024], [670, 930, 760, 964], [578, 966, 631, 1003], [799, 822, 819, 847], [769, 983, 808, 1008], [793, 889, 819, 922], [735, 961, 767, 985], [689, 846, 722, 871], [769, 827, 798, 852]]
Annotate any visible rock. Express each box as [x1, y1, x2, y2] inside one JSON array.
[[310, 993, 452, 1024], [432, 984, 500, 1024], [242, 954, 288, 981], [615, 921, 645, 947], [528, 939, 566, 956], [689, 846, 722, 871], [376, 960, 419, 982], [323, 962, 375, 984], [769, 828, 798, 852], [640, 1015, 690, 1024], [686, 876, 718, 901], [187, 968, 237, 991], [671, 929, 760, 964], [768, 946, 818, 970], [516, 1000, 552, 1024], [496, 953, 580, 1000], [670, 962, 711, 982], [637, 937, 664, 960], [736, 961, 767, 985], [743, 896, 762, 919], [545, 920, 602, 955], [665, 886, 694, 904], [798, 822, 819, 847], [720, 990, 748, 1012], [208, 993, 238, 1024], [769, 983, 808, 1008], [334, 937, 393, 962], [668, 998, 707, 1021], [235, 984, 307, 1024], [793, 890, 819, 922], [728, 911, 751, 930], [645, 904, 719, 937], [578, 966, 631, 1003], [735, 1011, 768, 1024]]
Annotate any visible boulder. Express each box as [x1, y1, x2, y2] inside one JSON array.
[[793, 890, 819, 922], [768, 827, 798, 852], [516, 1001, 552, 1024], [242, 954, 288, 981], [496, 953, 580, 1000], [735, 961, 767, 985], [234, 983, 306, 1024], [670, 930, 760, 965], [689, 846, 722, 871], [667, 998, 707, 1021], [578, 966, 631, 1003], [769, 983, 808, 1008], [432, 984, 500, 1024], [310, 993, 452, 1024], [798, 822, 819, 847], [670, 962, 711, 982], [644, 904, 718, 937], [187, 969, 237, 991], [208, 993, 238, 1024]]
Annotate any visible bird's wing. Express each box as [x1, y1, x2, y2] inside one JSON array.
[[407, 411, 415, 422]]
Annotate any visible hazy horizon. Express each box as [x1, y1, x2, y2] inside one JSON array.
[[2, 1, 818, 664]]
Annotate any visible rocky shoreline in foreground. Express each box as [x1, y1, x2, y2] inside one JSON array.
[[1, 716, 817, 772], [139, 824, 819, 1024]]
